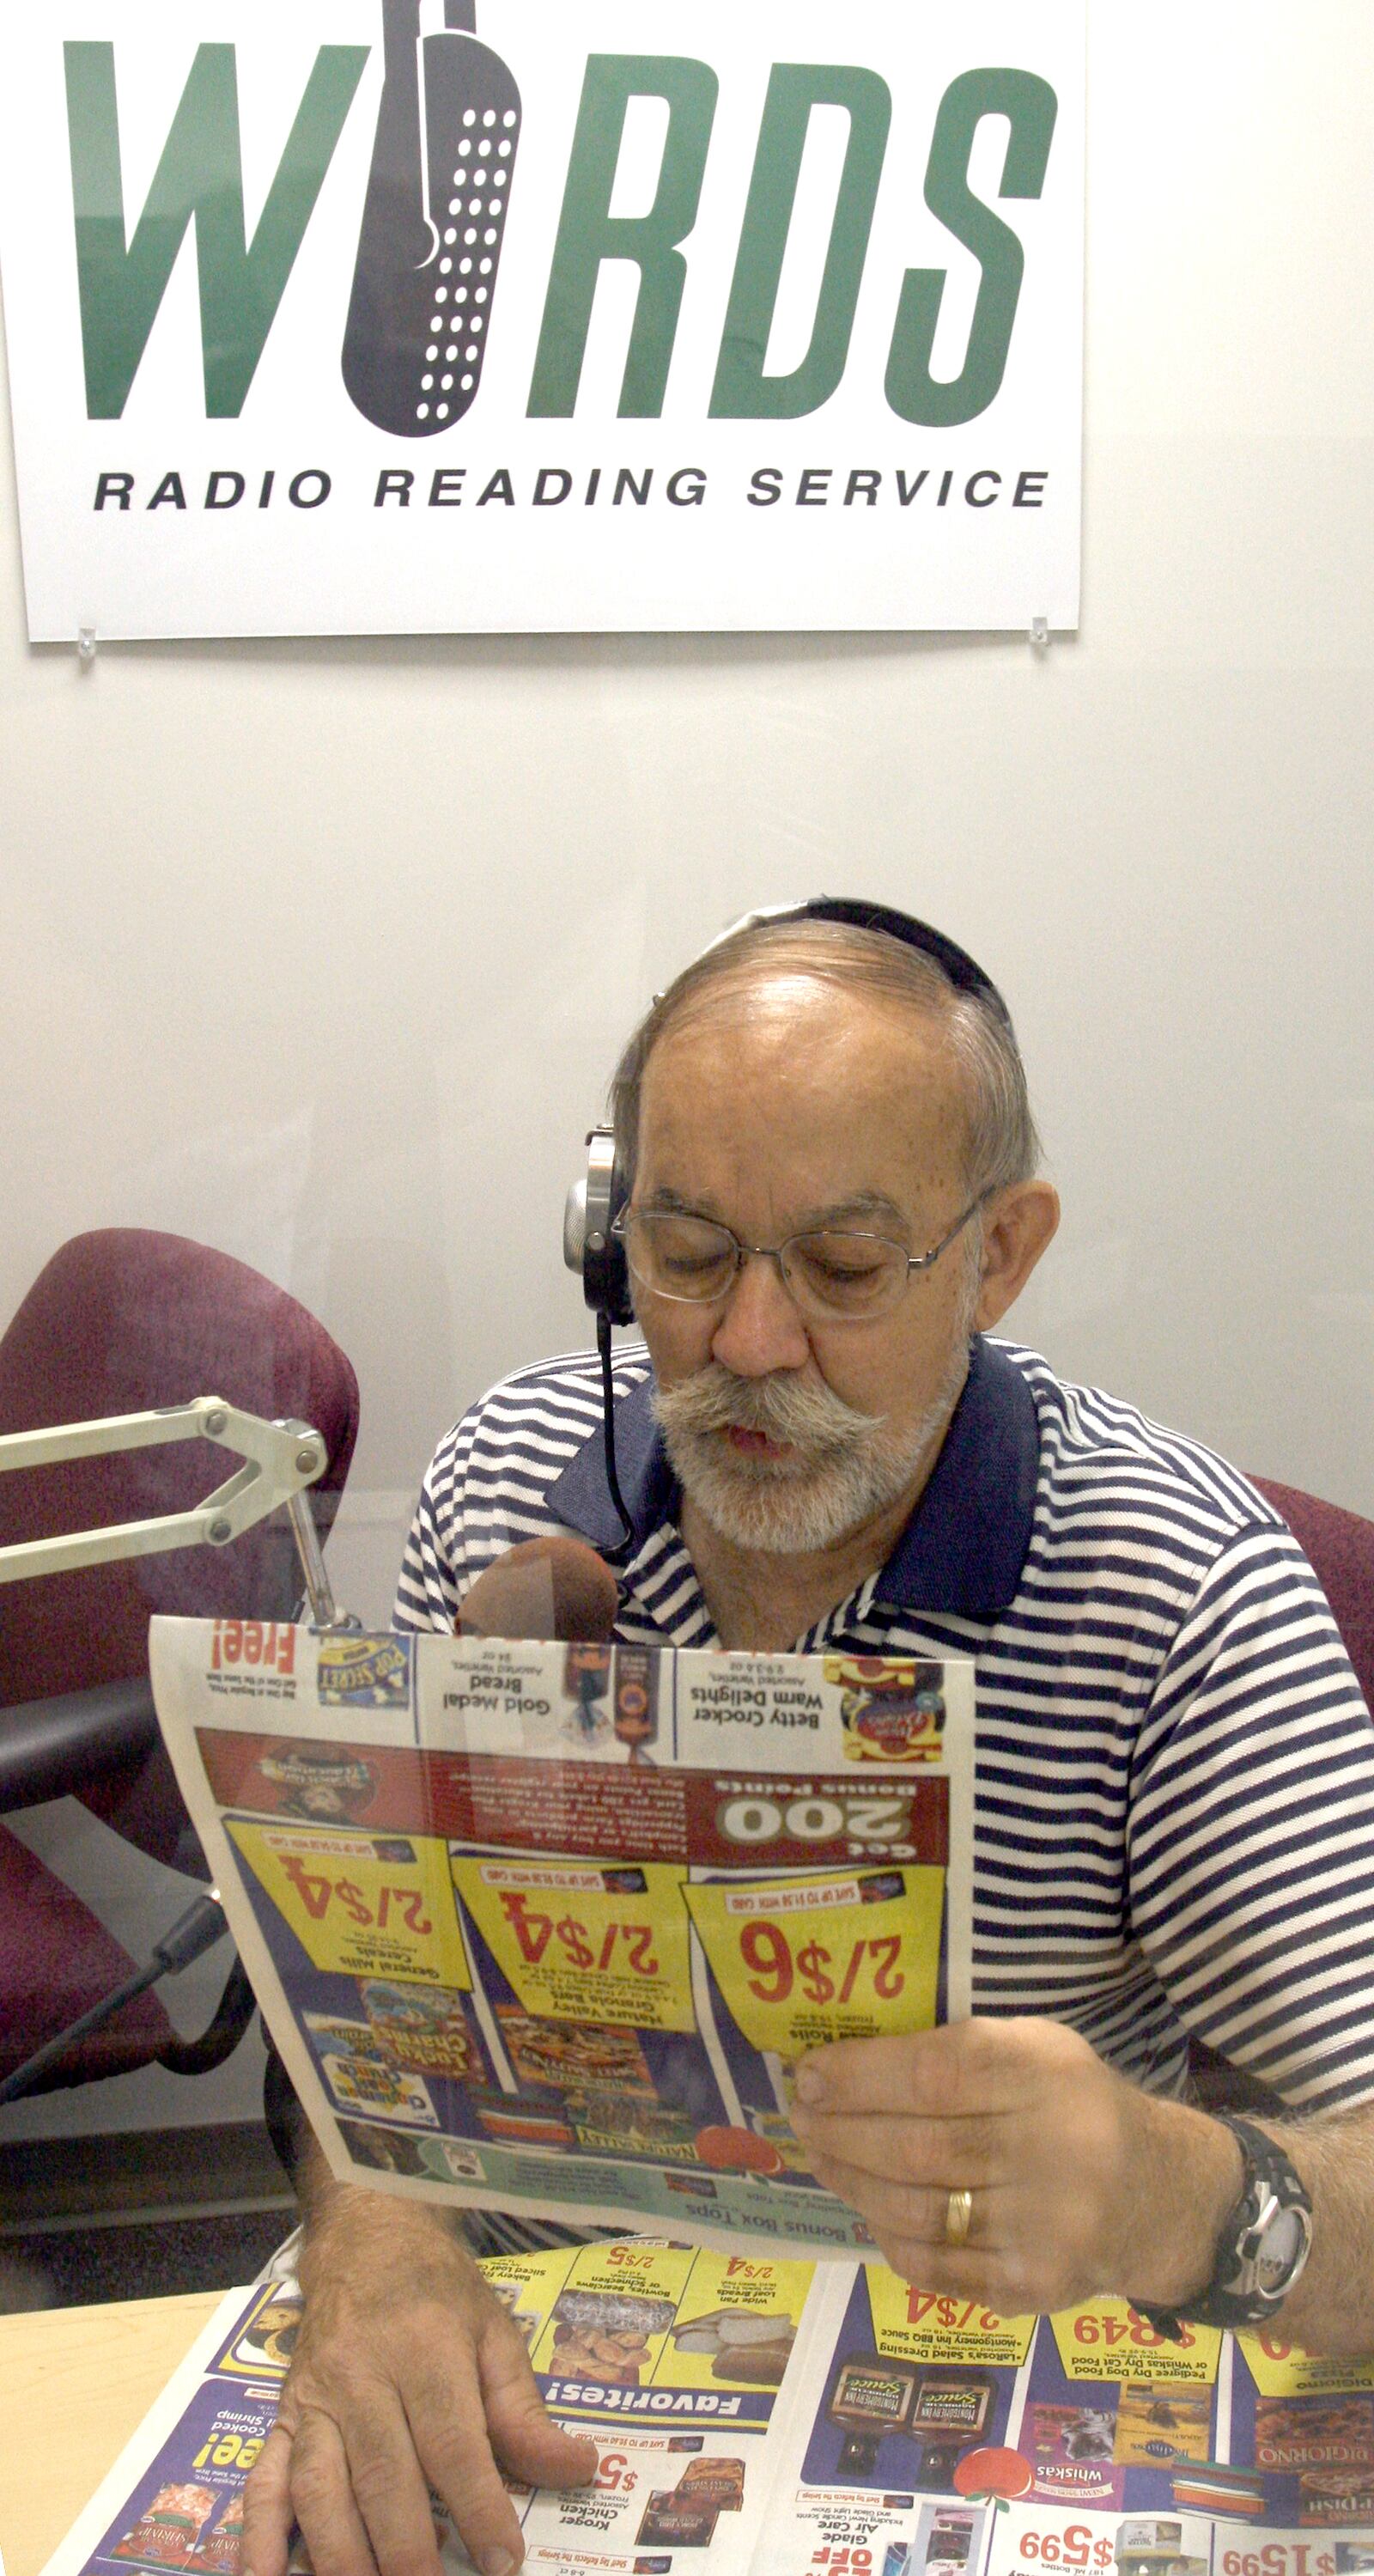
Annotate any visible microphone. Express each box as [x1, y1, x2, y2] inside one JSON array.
[[455, 1535, 619, 1642], [342, 0, 521, 437]]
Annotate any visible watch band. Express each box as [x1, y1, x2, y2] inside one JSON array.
[[1134, 2114, 1313, 2341]]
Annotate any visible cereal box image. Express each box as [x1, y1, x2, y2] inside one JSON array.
[[828, 1655, 946, 1762], [320, 2051, 439, 2127], [361, 1979, 486, 2080], [316, 1632, 411, 1709]]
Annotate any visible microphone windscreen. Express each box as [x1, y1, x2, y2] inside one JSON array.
[[456, 1535, 619, 1642]]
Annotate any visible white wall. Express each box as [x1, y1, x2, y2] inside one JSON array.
[[2, 4, 1371, 2130]]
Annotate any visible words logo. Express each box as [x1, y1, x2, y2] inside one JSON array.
[[64, 3, 1058, 429]]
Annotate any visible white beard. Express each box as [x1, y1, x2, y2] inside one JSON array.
[[653, 1340, 970, 1557]]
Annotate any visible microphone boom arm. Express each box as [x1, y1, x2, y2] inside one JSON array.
[[0, 1398, 331, 1598]]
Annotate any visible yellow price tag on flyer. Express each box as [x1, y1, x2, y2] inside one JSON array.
[[227, 1822, 470, 1986], [684, 1866, 942, 2055], [866, 2266, 1036, 2368], [651, 2248, 813, 2390], [481, 2246, 581, 2348], [530, 2242, 695, 2381], [1049, 2298, 1221, 2384], [453, 1858, 696, 2031], [1237, 2329, 1374, 2396]]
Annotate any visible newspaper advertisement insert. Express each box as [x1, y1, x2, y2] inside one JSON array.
[[149, 1618, 975, 2256]]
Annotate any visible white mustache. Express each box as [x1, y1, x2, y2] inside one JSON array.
[[654, 1362, 884, 1457]]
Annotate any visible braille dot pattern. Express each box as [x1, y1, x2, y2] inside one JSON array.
[[412, 94, 520, 424]]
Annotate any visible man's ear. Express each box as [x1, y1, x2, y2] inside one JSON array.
[[973, 1180, 1061, 1331]]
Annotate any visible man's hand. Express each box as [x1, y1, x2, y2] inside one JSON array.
[[789, 2017, 1243, 2318], [241, 2179, 596, 2576]]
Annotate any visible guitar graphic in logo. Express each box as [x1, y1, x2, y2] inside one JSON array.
[[343, 0, 520, 435]]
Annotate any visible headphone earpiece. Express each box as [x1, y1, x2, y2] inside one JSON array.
[[563, 1125, 634, 1325]]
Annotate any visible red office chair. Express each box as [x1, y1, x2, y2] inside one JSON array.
[[0, 1230, 360, 2091], [1188, 1472, 1374, 2116], [1249, 1477, 1374, 1709]]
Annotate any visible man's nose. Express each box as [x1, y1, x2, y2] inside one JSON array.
[[708, 1249, 812, 1378]]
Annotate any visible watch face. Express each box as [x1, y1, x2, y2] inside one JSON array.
[[1253, 2206, 1310, 2295]]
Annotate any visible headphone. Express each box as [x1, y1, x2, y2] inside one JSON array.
[[562, 895, 1012, 1330]]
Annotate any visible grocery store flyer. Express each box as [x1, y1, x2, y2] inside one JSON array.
[[39, 2261, 1374, 2576], [150, 1619, 974, 2255], [37, 2252, 832, 2576], [754, 2272, 1374, 2576], [37, 2281, 296, 2576]]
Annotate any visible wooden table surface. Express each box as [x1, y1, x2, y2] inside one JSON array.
[[0, 2289, 227, 2576]]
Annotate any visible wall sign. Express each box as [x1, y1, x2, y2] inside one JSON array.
[[0, 3, 1085, 639]]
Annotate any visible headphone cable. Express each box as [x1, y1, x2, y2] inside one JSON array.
[[597, 1309, 638, 1566]]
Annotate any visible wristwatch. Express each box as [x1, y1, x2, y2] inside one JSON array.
[[1136, 2114, 1313, 2340]]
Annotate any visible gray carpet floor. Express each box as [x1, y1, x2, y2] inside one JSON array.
[[0, 2205, 294, 2311]]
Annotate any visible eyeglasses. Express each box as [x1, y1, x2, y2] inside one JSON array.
[[613, 1199, 988, 1325]]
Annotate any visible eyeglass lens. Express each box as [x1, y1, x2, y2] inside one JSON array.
[[622, 1212, 909, 1318]]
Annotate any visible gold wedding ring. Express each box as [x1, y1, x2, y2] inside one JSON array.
[[944, 2187, 974, 2248]]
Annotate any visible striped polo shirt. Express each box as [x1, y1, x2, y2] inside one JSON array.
[[395, 1333, 1374, 2254]]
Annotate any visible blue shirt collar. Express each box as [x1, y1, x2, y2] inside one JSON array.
[[544, 1334, 1040, 1617]]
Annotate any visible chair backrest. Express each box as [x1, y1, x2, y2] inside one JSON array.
[[1250, 1474, 1374, 1712], [1189, 1472, 1374, 2115], [0, 1229, 360, 1708]]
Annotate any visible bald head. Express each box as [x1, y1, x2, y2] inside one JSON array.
[[610, 917, 1040, 1201]]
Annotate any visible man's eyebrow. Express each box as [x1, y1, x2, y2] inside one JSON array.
[[638, 1185, 708, 1215], [797, 1190, 910, 1233], [637, 1184, 912, 1233]]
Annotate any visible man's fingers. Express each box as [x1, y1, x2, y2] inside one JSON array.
[[808, 2150, 1029, 2307], [240, 2419, 297, 2576], [479, 2318, 599, 2492], [795, 2020, 1038, 2118], [863, 2229, 1010, 2300], [807, 2147, 997, 2250], [793, 2103, 1002, 2188], [402, 2336, 533, 2576], [285, 2405, 392, 2576], [811, 2147, 1075, 2317]]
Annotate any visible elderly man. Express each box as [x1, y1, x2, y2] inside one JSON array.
[[245, 901, 1374, 2576]]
